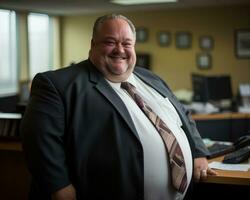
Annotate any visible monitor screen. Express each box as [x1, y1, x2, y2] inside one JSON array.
[[0, 94, 19, 112], [192, 74, 233, 102]]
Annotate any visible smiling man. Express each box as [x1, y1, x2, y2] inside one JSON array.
[[89, 15, 136, 82], [21, 14, 216, 200]]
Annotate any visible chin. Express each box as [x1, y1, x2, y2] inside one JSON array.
[[107, 68, 132, 82], [108, 74, 130, 83], [109, 64, 129, 75]]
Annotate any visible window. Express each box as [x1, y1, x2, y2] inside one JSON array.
[[28, 13, 52, 79], [0, 9, 17, 97]]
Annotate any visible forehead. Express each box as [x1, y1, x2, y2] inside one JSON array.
[[96, 19, 134, 39]]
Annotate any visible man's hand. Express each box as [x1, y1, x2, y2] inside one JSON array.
[[51, 184, 76, 200], [193, 157, 217, 182]]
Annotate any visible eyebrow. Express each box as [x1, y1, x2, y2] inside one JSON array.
[[102, 37, 116, 41], [102, 36, 134, 41]]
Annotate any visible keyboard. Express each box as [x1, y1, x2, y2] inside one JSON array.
[[207, 142, 234, 158], [222, 145, 250, 164]]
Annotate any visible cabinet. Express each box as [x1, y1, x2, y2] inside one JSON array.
[[192, 113, 250, 142], [0, 140, 30, 200]]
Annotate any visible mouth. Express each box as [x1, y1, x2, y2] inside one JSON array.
[[109, 54, 127, 60]]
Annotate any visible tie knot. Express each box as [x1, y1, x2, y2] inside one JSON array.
[[121, 81, 137, 99], [121, 82, 133, 91]]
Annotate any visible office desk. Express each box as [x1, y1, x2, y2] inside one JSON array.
[[192, 112, 250, 142], [0, 140, 22, 151], [189, 155, 250, 199], [202, 155, 250, 186]]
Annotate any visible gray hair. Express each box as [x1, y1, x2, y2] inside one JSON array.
[[92, 14, 136, 39]]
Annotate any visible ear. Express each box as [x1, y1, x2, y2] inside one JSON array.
[[91, 39, 95, 48]]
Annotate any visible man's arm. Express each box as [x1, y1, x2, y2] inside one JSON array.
[[193, 157, 217, 181], [52, 184, 76, 200], [179, 105, 218, 180], [21, 73, 71, 195]]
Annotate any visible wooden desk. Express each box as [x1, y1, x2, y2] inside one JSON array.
[[202, 156, 250, 186], [191, 112, 250, 120], [0, 140, 22, 151]]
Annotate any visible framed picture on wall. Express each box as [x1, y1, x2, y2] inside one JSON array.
[[157, 31, 171, 47], [175, 31, 192, 49], [196, 53, 212, 69], [199, 35, 214, 50], [136, 53, 150, 69], [136, 27, 148, 42], [235, 29, 250, 59]]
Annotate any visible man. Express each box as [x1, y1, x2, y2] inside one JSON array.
[[21, 14, 216, 200]]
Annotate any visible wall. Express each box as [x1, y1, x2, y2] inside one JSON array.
[[61, 5, 250, 94], [17, 12, 29, 81]]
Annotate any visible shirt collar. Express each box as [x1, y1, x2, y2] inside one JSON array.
[[106, 73, 137, 89]]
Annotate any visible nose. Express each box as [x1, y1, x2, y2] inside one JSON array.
[[114, 43, 125, 53]]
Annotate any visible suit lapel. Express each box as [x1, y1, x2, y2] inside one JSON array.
[[134, 70, 171, 98], [134, 70, 189, 128], [87, 61, 188, 142], [88, 63, 140, 140], [134, 70, 197, 152]]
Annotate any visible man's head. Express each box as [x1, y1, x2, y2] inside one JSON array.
[[89, 14, 137, 82]]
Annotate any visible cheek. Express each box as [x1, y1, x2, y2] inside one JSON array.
[[101, 46, 113, 55], [129, 50, 136, 61]]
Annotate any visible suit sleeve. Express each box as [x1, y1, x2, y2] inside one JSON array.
[[182, 108, 210, 158], [20, 73, 71, 195]]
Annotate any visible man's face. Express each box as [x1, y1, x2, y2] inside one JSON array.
[[89, 18, 136, 82]]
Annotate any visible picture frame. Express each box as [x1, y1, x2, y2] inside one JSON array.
[[157, 31, 171, 47], [196, 53, 212, 69], [136, 53, 150, 69], [175, 31, 192, 49], [235, 29, 250, 59], [199, 35, 214, 50], [136, 27, 148, 43]]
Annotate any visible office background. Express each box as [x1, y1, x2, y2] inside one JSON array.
[[14, 5, 249, 96], [1, 1, 250, 200]]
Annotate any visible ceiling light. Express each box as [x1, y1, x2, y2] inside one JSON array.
[[111, 0, 178, 5]]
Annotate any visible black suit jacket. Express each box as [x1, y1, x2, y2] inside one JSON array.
[[21, 59, 209, 200]]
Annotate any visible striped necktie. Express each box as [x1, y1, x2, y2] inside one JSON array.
[[121, 82, 187, 193]]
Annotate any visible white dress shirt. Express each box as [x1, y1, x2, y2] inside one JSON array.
[[107, 73, 193, 200]]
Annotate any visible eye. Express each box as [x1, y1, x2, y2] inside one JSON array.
[[103, 40, 116, 46], [123, 42, 133, 48]]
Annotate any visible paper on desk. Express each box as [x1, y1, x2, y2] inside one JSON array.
[[209, 161, 250, 172], [0, 112, 22, 119]]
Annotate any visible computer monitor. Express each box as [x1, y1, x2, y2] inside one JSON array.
[[0, 94, 19, 112], [192, 74, 233, 103]]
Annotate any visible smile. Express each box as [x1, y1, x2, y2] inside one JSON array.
[[109, 55, 127, 60]]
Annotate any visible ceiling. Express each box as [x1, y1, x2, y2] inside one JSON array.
[[0, 0, 249, 16]]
